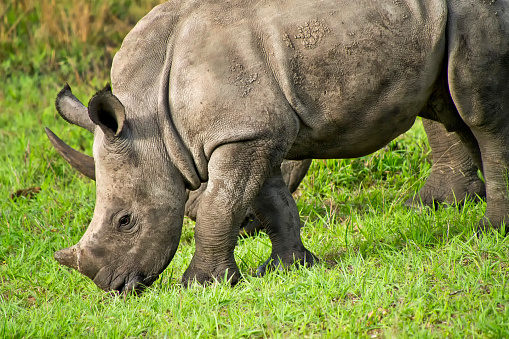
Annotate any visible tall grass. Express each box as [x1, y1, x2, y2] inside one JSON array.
[[0, 0, 161, 81]]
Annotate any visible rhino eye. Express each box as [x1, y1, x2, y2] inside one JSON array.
[[119, 215, 130, 226], [114, 212, 137, 232], [117, 214, 135, 231]]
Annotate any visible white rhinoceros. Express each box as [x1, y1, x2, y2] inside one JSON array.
[[49, 0, 508, 293]]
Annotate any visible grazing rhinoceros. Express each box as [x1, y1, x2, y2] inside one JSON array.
[[49, 0, 508, 293]]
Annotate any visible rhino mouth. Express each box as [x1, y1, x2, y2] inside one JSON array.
[[116, 275, 147, 294], [93, 267, 158, 294], [113, 274, 160, 295]]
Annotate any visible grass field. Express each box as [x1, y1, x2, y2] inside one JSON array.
[[1, 1, 508, 337]]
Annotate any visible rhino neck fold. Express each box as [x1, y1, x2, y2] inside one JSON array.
[[157, 39, 203, 190], [157, 103, 202, 190]]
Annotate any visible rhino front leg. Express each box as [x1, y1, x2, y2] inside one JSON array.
[[239, 159, 312, 236], [182, 141, 283, 285], [251, 166, 316, 276], [406, 119, 485, 208]]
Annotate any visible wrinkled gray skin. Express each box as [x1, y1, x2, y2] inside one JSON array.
[[405, 119, 486, 207], [237, 158, 313, 235], [48, 119, 484, 233], [50, 0, 509, 294], [185, 159, 312, 235]]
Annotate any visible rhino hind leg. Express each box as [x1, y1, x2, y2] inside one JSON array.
[[447, 1, 509, 233], [250, 166, 316, 276], [406, 119, 485, 208], [281, 159, 313, 193]]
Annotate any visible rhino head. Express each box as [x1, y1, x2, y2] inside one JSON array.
[[50, 84, 188, 293]]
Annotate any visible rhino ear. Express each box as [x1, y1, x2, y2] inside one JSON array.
[[55, 84, 95, 133], [88, 84, 126, 137]]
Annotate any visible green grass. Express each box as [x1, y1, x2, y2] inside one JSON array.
[[1, 1, 509, 337]]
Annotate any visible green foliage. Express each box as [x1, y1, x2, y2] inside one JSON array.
[[1, 1, 508, 338], [0, 0, 161, 80]]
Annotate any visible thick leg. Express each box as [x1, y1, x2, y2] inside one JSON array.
[[251, 166, 316, 276], [281, 159, 313, 193], [447, 1, 509, 232], [240, 159, 312, 236], [406, 119, 485, 207], [181, 141, 281, 285]]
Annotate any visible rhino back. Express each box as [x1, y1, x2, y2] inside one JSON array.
[[111, 1, 183, 109], [257, 0, 447, 158], [111, 0, 447, 161]]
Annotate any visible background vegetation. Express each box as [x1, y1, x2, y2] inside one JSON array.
[[1, 0, 508, 337]]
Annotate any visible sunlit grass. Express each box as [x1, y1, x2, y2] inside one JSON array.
[[1, 0, 161, 79]]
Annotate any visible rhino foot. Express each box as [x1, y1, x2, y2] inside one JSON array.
[[405, 170, 485, 209], [476, 211, 509, 237], [256, 248, 317, 277], [181, 256, 240, 287]]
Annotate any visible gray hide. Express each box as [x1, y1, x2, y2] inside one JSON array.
[[405, 119, 485, 207], [50, 0, 509, 293], [48, 117, 485, 235]]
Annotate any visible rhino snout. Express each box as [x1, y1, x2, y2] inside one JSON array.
[[117, 274, 152, 295], [91, 265, 156, 294]]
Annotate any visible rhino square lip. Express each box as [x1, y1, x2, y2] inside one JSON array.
[[98, 271, 152, 295], [118, 276, 147, 294]]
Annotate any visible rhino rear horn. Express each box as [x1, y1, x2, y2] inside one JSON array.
[[45, 127, 96, 180], [55, 84, 95, 133]]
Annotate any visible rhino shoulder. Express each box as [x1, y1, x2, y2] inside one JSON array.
[[111, 1, 183, 95]]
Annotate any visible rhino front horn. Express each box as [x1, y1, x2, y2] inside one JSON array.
[[54, 245, 79, 271]]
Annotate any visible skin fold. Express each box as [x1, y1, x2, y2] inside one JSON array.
[[48, 122, 484, 234]]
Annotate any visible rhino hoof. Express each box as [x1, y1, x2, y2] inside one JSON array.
[[256, 250, 317, 277], [256, 257, 285, 277], [476, 217, 508, 237], [181, 264, 240, 287]]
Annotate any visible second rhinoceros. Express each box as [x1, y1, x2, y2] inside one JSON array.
[[50, 0, 508, 293]]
